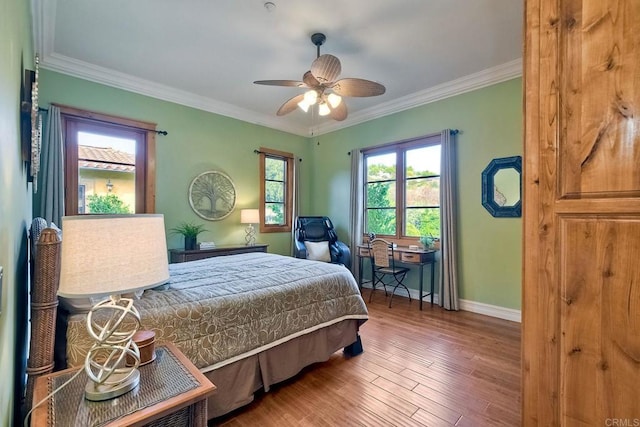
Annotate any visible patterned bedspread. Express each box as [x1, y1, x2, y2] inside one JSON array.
[[65, 252, 368, 370]]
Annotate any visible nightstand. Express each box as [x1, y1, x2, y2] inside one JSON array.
[[169, 243, 268, 263], [31, 342, 216, 426]]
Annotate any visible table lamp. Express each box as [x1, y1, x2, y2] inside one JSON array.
[[58, 214, 169, 401], [240, 209, 259, 246]]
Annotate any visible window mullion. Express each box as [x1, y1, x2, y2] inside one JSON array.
[[135, 132, 146, 213], [64, 120, 80, 215], [397, 148, 405, 239]]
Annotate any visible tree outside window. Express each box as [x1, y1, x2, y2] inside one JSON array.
[[364, 136, 441, 242], [264, 157, 286, 225], [259, 147, 293, 233], [366, 153, 397, 235], [87, 193, 132, 214], [404, 145, 441, 238]]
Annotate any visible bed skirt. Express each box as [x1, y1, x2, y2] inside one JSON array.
[[204, 319, 359, 419]]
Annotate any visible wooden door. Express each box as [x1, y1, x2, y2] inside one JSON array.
[[523, 0, 640, 425]]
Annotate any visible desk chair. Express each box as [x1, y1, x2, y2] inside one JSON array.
[[369, 238, 411, 307]]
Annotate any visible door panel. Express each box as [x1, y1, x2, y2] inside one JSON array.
[[559, 0, 640, 197], [524, 0, 640, 425], [560, 218, 640, 424]]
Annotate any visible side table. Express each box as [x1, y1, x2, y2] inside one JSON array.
[[31, 342, 216, 426]]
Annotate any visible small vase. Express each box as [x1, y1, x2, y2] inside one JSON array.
[[185, 236, 197, 251]]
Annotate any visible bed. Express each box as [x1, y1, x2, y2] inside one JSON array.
[[27, 223, 368, 420]]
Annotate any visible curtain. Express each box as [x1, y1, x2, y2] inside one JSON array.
[[37, 105, 65, 226], [439, 129, 459, 310], [290, 156, 301, 256], [348, 149, 364, 281]]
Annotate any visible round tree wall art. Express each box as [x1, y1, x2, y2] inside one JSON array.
[[188, 171, 237, 221]]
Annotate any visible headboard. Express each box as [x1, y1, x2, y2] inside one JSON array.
[[24, 222, 61, 415]]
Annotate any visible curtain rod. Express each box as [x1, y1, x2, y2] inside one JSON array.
[[253, 149, 302, 162], [38, 106, 168, 136], [347, 129, 460, 155]]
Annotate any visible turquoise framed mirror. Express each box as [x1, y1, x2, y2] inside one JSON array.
[[481, 155, 522, 218]]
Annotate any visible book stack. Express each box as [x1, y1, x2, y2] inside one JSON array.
[[199, 242, 216, 250]]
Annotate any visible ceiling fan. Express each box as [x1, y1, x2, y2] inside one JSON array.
[[253, 33, 386, 121]]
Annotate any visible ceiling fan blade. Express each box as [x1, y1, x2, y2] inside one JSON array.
[[302, 71, 319, 88], [330, 78, 386, 97], [311, 54, 341, 84], [328, 101, 348, 121], [254, 80, 306, 87], [276, 94, 305, 116]]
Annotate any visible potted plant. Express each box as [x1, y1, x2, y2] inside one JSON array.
[[171, 222, 207, 250], [419, 235, 436, 250]]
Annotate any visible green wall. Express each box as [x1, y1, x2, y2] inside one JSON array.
[[309, 78, 523, 309], [39, 71, 311, 255], [39, 71, 522, 310], [0, 0, 33, 424], [1, 4, 522, 423]]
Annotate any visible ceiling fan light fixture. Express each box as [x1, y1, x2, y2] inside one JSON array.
[[318, 102, 331, 116], [297, 99, 311, 112], [303, 90, 318, 105], [327, 93, 342, 108], [254, 32, 385, 121]]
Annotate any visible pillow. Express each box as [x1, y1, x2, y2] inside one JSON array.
[[30, 217, 48, 259], [30, 218, 62, 260], [49, 221, 62, 240], [122, 289, 145, 299], [60, 290, 145, 314], [304, 241, 332, 263], [59, 296, 100, 314]]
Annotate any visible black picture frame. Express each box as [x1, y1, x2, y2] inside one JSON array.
[[20, 55, 41, 189], [481, 155, 522, 218], [20, 68, 35, 168]]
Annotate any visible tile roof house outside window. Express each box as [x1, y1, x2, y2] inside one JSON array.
[[78, 145, 135, 213]]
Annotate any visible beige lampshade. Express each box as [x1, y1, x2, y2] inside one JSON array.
[[240, 209, 259, 224], [58, 214, 170, 298]]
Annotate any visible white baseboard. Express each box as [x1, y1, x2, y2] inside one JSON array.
[[360, 282, 521, 323], [458, 299, 521, 323]]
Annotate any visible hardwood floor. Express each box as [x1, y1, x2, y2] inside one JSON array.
[[212, 292, 521, 426]]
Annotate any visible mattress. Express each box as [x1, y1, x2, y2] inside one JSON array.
[[65, 252, 368, 370]]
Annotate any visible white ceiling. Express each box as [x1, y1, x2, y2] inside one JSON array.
[[32, 0, 523, 137]]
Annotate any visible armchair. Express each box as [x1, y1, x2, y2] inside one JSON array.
[[294, 216, 351, 269]]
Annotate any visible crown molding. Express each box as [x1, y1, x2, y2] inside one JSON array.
[[314, 58, 522, 135], [32, 0, 521, 138], [30, 0, 55, 57], [39, 52, 522, 138], [31, 0, 310, 136], [40, 53, 311, 137]]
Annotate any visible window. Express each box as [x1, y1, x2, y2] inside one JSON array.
[[364, 134, 441, 244], [259, 147, 293, 233], [61, 106, 157, 215]]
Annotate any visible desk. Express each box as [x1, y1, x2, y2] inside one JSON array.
[[357, 245, 437, 310]]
